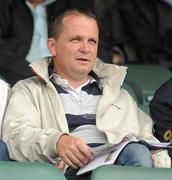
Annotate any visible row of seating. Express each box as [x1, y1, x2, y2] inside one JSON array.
[[0, 161, 65, 180], [1, 161, 172, 180], [123, 64, 171, 114], [91, 165, 172, 180]]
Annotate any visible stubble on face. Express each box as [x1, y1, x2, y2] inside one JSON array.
[[52, 14, 99, 87]]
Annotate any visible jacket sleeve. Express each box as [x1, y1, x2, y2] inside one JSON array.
[[152, 150, 171, 167], [150, 78, 172, 142], [137, 108, 171, 167], [2, 81, 65, 162], [149, 77, 172, 159], [114, 88, 171, 167]]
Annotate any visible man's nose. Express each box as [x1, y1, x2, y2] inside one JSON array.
[[80, 41, 90, 53]]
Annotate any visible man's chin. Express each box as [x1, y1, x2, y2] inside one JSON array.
[[73, 69, 90, 77]]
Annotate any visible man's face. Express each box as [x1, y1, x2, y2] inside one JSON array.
[[48, 14, 99, 81]]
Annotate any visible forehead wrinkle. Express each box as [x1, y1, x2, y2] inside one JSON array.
[[61, 15, 99, 39]]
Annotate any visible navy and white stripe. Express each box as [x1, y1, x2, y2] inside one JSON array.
[[49, 66, 108, 147]]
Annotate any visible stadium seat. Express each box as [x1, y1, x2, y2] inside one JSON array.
[[138, 104, 150, 115], [91, 165, 172, 180], [122, 81, 142, 105], [0, 161, 66, 180], [125, 64, 171, 105], [122, 81, 150, 114]]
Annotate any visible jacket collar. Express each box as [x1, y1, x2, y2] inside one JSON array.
[[29, 57, 128, 89]]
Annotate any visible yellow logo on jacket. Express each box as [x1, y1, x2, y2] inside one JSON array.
[[164, 129, 172, 142]]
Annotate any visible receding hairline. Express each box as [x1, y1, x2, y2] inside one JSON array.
[[48, 9, 99, 39], [62, 13, 98, 31]]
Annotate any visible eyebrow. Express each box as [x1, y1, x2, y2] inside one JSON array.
[[69, 35, 98, 41]]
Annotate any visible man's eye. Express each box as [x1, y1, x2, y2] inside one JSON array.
[[89, 40, 97, 45], [70, 38, 80, 42]]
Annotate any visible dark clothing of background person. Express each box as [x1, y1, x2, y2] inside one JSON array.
[[68, 0, 94, 11], [94, 0, 172, 66], [150, 77, 172, 158], [0, 0, 93, 86]]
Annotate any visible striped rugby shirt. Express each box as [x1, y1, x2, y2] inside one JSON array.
[[48, 66, 108, 147]]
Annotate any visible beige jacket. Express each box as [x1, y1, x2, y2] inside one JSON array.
[[2, 57, 171, 167]]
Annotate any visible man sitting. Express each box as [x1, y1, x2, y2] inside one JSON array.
[[2, 9, 170, 180]]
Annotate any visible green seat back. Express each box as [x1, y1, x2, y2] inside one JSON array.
[[91, 165, 172, 180], [126, 64, 171, 105], [0, 161, 66, 180], [122, 82, 142, 105], [139, 104, 150, 115]]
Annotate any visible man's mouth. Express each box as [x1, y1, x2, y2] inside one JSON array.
[[76, 58, 89, 62]]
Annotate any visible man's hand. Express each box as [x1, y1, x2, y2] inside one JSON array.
[[56, 135, 93, 169], [54, 161, 65, 171]]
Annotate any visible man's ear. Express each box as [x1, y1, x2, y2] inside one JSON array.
[[47, 38, 56, 56]]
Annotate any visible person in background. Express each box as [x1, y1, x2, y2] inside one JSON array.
[[0, 0, 71, 86], [2, 9, 170, 180], [0, 79, 10, 161], [150, 77, 172, 159], [94, 0, 172, 66]]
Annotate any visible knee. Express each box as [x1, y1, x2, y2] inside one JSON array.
[[116, 143, 153, 167], [132, 143, 153, 167]]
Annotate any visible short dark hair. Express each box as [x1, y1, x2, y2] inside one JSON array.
[[48, 8, 98, 39]]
